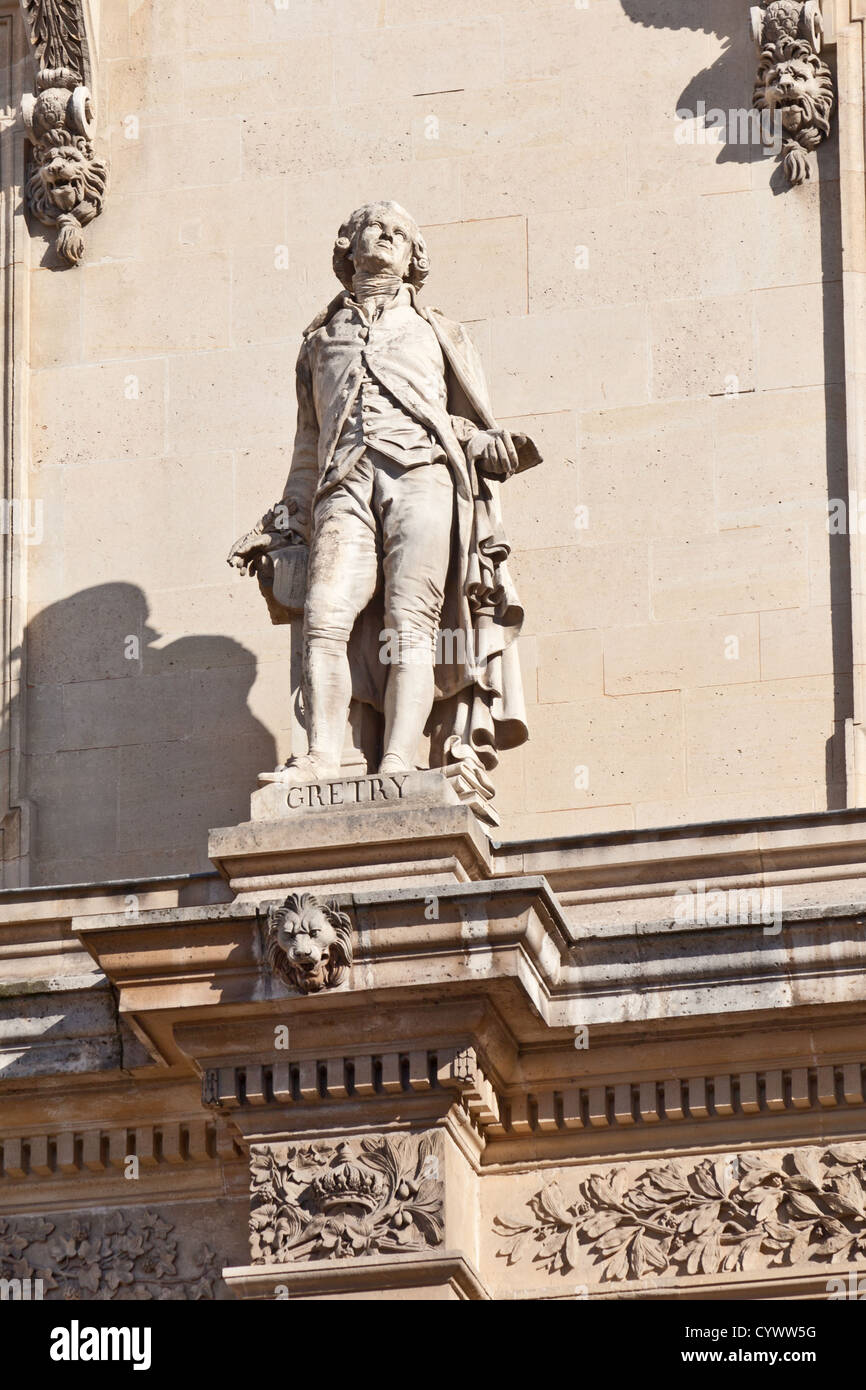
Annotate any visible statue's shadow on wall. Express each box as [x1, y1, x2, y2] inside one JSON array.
[[617, 0, 839, 191], [19, 583, 277, 884], [620, 0, 851, 808]]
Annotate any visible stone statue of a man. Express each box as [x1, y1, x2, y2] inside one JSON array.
[[229, 201, 540, 793]]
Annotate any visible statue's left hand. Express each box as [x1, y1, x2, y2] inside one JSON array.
[[466, 428, 520, 478], [227, 528, 274, 575]]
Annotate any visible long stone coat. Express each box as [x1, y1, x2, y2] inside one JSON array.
[[266, 291, 541, 776]]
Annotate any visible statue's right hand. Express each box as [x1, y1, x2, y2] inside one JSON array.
[[227, 529, 273, 574]]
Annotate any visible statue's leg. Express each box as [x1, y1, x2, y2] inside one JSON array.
[[275, 471, 378, 784], [377, 458, 453, 773]]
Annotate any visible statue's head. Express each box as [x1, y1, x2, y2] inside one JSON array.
[[333, 201, 430, 291]]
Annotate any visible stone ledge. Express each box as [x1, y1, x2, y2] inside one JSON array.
[[209, 801, 493, 898], [507, 1264, 862, 1302], [72, 879, 866, 1044], [73, 877, 572, 1022], [497, 806, 866, 900], [222, 1249, 491, 1300]]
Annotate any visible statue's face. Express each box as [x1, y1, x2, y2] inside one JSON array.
[[353, 205, 414, 280]]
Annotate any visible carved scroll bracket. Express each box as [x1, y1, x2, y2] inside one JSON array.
[[751, 0, 835, 184], [18, 0, 107, 264]]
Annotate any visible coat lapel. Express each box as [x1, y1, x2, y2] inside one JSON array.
[[422, 307, 498, 430]]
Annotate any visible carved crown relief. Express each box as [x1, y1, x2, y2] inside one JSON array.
[[262, 892, 353, 995], [751, 0, 834, 185], [496, 1143, 866, 1286], [19, 0, 107, 264], [249, 1134, 444, 1264]]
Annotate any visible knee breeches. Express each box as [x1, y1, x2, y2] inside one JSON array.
[[304, 450, 454, 652]]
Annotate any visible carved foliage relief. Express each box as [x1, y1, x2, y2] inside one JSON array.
[[22, 0, 88, 80], [496, 1144, 866, 1285], [0, 1207, 220, 1299], [249, 1133, 444, 1263]]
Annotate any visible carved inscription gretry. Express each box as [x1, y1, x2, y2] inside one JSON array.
[[283, 772, 408, 810]]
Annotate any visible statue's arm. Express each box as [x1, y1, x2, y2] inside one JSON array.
[[437, 314, 521, 479], [274, 346, 319, 543], [228, 346, 319, 572]]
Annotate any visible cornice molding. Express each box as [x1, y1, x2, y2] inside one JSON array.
[[201, 1045, 501, 1159], [496, 1060, 866, 1142]]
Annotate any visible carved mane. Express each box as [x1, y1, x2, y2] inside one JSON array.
[[265, 892, 353, 993], [26, 134, 107, 229], [753, 38, 833, 183]]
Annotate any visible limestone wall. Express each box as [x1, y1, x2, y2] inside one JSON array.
[[19, 0, 848, 880]]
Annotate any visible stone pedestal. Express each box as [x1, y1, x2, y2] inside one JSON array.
[[66, 792, 866, 1301], [209, 770, 494, 898], [75, 776, 568, 1299], [251, 765, 499, 826]]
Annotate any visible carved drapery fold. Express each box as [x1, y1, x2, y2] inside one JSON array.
[[18, 0, 106, 264]]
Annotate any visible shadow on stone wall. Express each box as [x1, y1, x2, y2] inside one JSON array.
[[618, 0, 838, 191], [17, 582, 277, 885], [620, 0, 852, 808]]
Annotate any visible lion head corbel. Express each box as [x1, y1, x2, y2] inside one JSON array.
[[22, 67, 107, 265], [263, 892, 353, 995], [750, 2, 834, 186], [754, 39, 834, 184]]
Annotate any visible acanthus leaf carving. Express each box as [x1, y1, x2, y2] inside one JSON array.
[[249, 1133, 444, 1264], [495, 1144, 866, 1284], [22, 0, 88, 82]]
